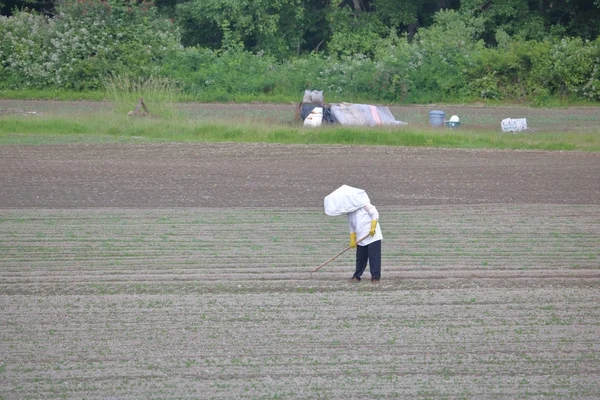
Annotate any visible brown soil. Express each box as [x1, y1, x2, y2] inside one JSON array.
[[1, 102, 599, 399], [1, 142, 599, 208]]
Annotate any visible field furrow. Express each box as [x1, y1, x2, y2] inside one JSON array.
[[1, 204, 599, 398]]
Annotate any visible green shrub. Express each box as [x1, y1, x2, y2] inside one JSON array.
[[406, 10, 486, 102], [0, 0, 180, 90], [468, 41, 548, 101], [550, 37, 600, 100], [1, 5, 598, 103], [162, 47, 282, 100], [368, 32, 414, 102], [0, 11, 55, 88], [468, 37, 600, 102]]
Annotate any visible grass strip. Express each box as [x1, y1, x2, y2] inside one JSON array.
[[0, 114, 598, 151]]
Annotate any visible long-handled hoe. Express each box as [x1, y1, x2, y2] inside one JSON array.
[[311, 234, 370, 275]]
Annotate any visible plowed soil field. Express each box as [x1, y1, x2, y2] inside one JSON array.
[[1, 111, 600, 398]]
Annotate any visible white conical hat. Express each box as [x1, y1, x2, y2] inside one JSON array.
[[324, 185, 370, 216]]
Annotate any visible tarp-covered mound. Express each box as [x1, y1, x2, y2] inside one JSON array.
[[330, 103, 407, 126], [324, 185, 370, 216]]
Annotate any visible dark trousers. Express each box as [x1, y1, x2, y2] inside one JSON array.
[[353, 240, 381, 281]]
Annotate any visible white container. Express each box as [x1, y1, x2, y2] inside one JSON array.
[[501, 118, 527, 132], [303, 107, 323, 127]]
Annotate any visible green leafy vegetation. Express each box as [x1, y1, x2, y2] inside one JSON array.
[[0, 0, 180, 90], [0, 0, 599, 104]]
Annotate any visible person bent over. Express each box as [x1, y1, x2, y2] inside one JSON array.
[[324, 185, 383, 284], [348, 202, 382, 283]]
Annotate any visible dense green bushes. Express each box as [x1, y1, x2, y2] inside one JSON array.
[[161, 16, 599, 103], [469, 37, 600, 102], [0, 0, 179, 89], [1, 1, 598, 103]]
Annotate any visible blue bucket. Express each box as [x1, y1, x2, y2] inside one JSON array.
[[429, 110, 445, 127]]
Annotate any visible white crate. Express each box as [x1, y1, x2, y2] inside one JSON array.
[[501, 118, 528, 132]]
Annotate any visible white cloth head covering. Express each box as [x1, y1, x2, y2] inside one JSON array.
[[324, 185, 370, 216]]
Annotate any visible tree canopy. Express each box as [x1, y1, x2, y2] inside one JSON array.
[[2, 0, 598, 57], [2, 0, 598, 102]]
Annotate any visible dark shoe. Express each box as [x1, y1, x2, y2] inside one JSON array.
[[349, 277, 360, 283], [371, 279, 380, 284]]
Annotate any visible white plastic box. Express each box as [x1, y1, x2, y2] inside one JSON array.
[[501, 118, 527, 132]]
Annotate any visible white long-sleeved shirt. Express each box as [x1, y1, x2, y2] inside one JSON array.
[[347, 203, 383, 246]]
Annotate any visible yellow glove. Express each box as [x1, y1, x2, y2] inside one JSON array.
[[369, 220, 377, 236], [349, 232, 357, 248]]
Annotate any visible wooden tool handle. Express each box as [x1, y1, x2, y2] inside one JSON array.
[[311, 234, 370, 273]]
